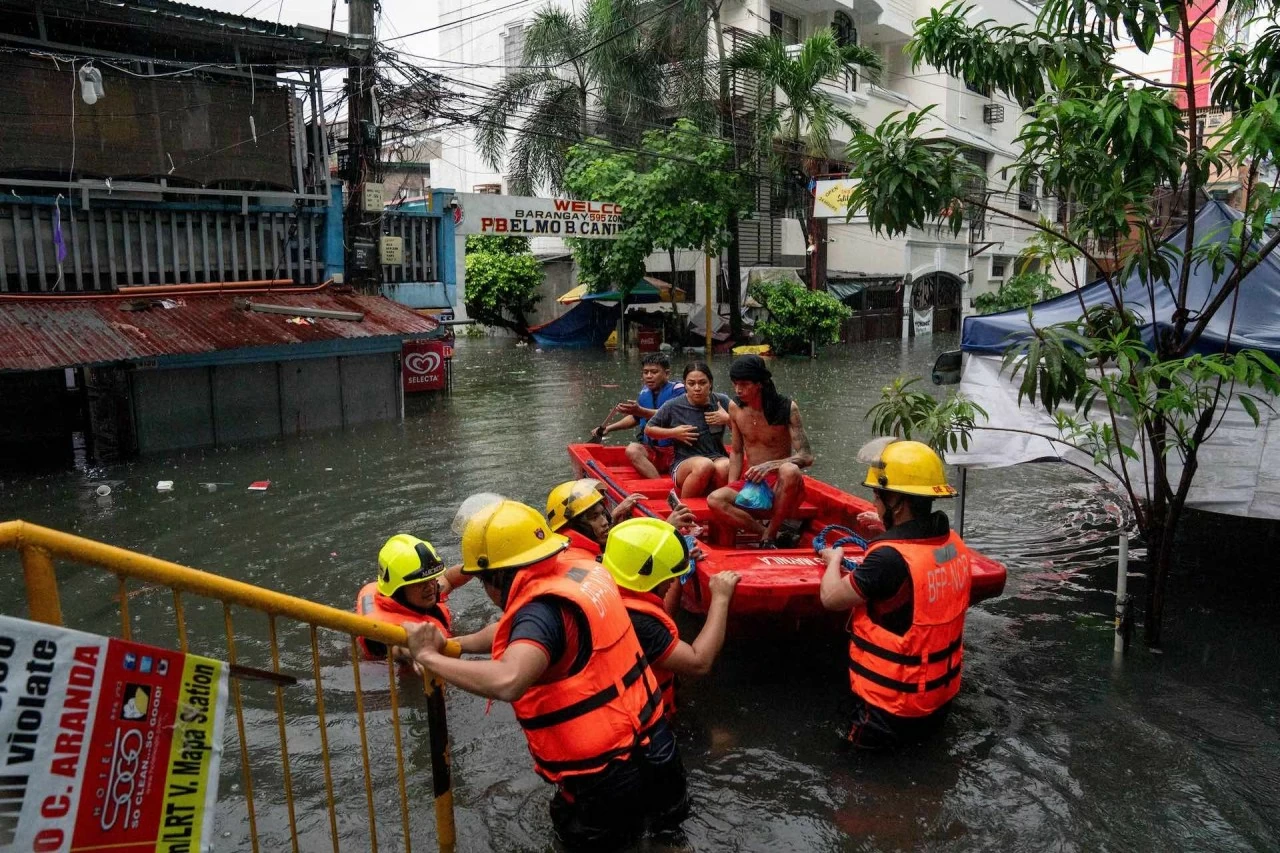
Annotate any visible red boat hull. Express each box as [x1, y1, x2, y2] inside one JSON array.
[[568, 443, 1006, 616]]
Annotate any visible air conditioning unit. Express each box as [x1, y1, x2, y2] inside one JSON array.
[[1206, 110, 1226, 128], [983, 103, 1005, 125]]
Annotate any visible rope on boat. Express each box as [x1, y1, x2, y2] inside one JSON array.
[[813, 524, 866, 571]]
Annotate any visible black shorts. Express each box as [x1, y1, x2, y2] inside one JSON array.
[[846, 695, 951, 751]]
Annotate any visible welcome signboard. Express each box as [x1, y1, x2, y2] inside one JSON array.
[[453, 193, 625, 239], [0, 615, 228, 853]]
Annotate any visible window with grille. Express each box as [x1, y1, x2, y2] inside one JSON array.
[[503, 22, 526, 72], [769, 9, 801, 45], [1018, 176, 1039, 211]]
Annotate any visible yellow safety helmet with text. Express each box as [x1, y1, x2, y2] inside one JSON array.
[[377, 534, 446, 597], [602, 518, 691, 593], [545, 478, 606, 532], [458, 498, 569, 574], [862, 439, 956, 498]]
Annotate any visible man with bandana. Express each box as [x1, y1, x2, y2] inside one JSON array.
[[707, 355, 814, 548]]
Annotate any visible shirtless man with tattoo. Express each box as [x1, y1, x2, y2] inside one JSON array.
[[707, 355, 814, 547]]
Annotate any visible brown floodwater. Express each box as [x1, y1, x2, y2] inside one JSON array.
[[1, 333, 1277, 851]]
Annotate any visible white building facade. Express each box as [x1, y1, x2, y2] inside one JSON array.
[[428, 0, 1056, 337]]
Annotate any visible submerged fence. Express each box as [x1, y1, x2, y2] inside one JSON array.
[[0, 520, 458, 853]]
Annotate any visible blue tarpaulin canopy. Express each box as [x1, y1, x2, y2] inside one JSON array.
[[962, 202, 1280, 360], [953, 202, 1280, 519]]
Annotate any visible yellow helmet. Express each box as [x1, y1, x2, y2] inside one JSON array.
[[862, 439, 956, 497], [460, 499, 569, 574], [377, 534, 446, 597], [602, 518, 690, 593], [545, 478, 605, 532]]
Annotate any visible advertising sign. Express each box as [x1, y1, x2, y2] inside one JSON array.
[[0, 615, 228, 853], [453, 193, 624, 239], [813, 178, 868, 222], [403, 339, 449, 392]]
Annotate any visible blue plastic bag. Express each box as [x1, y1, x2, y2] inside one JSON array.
[[734, 479, 774, 511]]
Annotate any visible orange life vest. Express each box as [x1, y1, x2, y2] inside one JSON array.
[[492, 558, 664, 783], [562, 527, 603, 560], [848, 531, 971, 718], [618, 588, 679, 719], [354, 581, 452, 661]]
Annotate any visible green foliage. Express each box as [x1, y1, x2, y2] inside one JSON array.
[[473, 0, 666, 194], [730, 28, 882, 220], [974, 271, 1062, 315], [842, 0, 1280, 642], [463, 240, 544, 337], [867, 378, 988, 457], [748, 280, 851, 355], [844, 108, 981, 237], [563, 120, 751, 294], [729, 28, 882, 160], [465, 235, 530, 256]]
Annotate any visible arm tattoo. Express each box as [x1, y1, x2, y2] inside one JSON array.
[[790, 404, 813, 467]]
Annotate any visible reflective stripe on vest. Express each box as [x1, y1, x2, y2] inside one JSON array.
[[492, 558, 664, 782], [848, 531, 971, 718], [353, 581, 452, 661], [619, 588, 679, 719]]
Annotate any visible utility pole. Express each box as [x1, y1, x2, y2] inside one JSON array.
[[345, 0, 381, 294]]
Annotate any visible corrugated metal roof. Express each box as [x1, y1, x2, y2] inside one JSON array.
[[0, 291, 440, 373]]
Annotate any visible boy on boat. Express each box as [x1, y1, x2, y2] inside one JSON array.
[[818, 440, 971, 750], [355, 534, 452, 662], [546, 477, 697, 557], [595, 353, 685, 478], [708, 355, 814, 547], [602, 517, 739, 721], [404, 497, 687, 850], [644, 362, 733, 498]]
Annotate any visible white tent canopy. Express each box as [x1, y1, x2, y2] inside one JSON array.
[[953, 353, 1280, 519]]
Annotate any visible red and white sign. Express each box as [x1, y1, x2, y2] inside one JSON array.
[[453, 193, 624, 240], [0, 615, 228, 853], [403, 340, 449, 392]]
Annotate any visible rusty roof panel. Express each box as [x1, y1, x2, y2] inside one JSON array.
[[0, 292, 441, 373]]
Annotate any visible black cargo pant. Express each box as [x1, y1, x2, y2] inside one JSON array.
[[549, 719, 689, 851]]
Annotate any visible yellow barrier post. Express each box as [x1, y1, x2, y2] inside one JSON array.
[[422, 674, 456, 853], [0, 520, 466, 853], [20, 544, 62, 625]]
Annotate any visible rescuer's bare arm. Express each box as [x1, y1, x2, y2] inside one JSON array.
[[406, 622, 548, 702], [819, 547, 864, 611]]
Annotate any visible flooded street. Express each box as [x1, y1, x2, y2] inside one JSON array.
[[2, 334, 1278, 852]]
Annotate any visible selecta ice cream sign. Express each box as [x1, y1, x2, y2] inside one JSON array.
[[453, 193, 624, 239], [403, 340, 450, 392]]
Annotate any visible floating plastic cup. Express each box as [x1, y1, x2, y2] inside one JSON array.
[[95, 485, 111, 497]]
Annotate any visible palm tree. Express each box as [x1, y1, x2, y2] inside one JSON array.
[[474, 0, 666, 195], [729, 28, 882, 287]]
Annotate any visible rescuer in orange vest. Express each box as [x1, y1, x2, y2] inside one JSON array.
[[355, 534, 451, 662], [403, 495, 688, 850], [601, 517, 739, 721], [818, 440, 973, 750], [545, 477, 697, 558]]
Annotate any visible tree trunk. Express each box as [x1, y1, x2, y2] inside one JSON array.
[[713, 7, 744, 343], [1144, 515, 1171, 648]]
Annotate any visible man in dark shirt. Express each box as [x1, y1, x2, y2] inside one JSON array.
[[819, 440, 972, 750], [406, 498, 687, 850]]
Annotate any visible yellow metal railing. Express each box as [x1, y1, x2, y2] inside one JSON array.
[[0, 520, 460, 853]]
